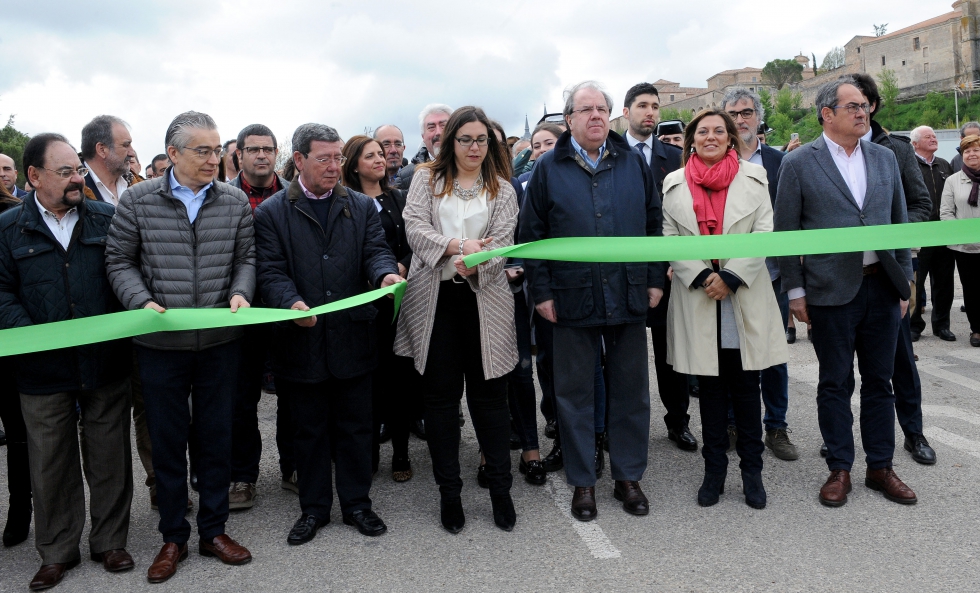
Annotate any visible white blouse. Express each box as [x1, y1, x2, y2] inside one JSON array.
[[438, 188, 489, 280]]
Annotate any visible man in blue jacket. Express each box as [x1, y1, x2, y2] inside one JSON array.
[[520, 81, 665, 521], [254, 123, 403, 546], [0, 133, 134, 590]]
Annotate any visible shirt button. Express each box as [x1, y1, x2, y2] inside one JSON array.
[[603, 278, 608, 284], [322, 254, 329, 260], [326, 291, 332, 297], [596, 212, 602, 218], [607, 312, 613, 318], [65, 263, 70, 268], [28, 249, 33, 253], [593, 182, 598, 187]]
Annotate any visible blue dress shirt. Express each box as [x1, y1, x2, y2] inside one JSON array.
[[169, 169, 212, 224]]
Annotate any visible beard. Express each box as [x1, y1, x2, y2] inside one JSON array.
[[61, 182, 85, 208], [104, 151, 131, 177]]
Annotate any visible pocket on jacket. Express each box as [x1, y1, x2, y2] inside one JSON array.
[[625, 263, 648, 315], [550, 268, 594, 321]]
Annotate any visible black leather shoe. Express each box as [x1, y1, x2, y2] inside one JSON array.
[[440, 498, 465, 534], [904, 434, 937, 465], [972, 333, 980, 347], [3, 500, 32, 547], [668, 425, 698, 451], [490, 493, 516, 531], [910, 330, 921, 342], [613, 480, 649, 515], [343, 509, 387, 537], [962, 304, 968, 312], [476, 464, 489, 488], [935, 328, 957, 341], [542, 441, 563, 472], [378, 423, 391, 443], [786, 327, 796, 344], [741, 470, 767, 509], [518, 458, 546, 486], [287, 513, 324, 545], [544, 419, 557, 439], [697, 473, 726, 507], [819, 442, 828, 457], [410, 419, 426, 440], [594, 433, 605, 478], [571, 487, 597, 522]]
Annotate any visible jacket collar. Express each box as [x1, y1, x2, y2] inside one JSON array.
[[287, 177, 348, 203], [16, 191, 90, 242], [664, 162, 767, 237], [553, 129, 631, 163]]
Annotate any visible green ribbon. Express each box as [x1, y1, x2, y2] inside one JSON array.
[[462, 218, 980, 267], [0, 282, 406, 358]]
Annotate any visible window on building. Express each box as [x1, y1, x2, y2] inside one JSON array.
[[925, 62, 930, 73], [913, 37, 920, 50], [902, 60, 906, 66], [857, 47, 861, 53], [751, 76, 757, 82], [669, 94, 674, 102], [881, 56, 886, 66], [923, 46, 929, 58], [749, 87, 754, 91]]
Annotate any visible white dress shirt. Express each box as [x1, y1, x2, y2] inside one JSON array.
[[625, 132, 654, 166], [35, 196, 78, 250], [438, 188, 489, 280], [84, 162, 128, 206]]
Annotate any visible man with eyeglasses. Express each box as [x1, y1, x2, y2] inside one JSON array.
[[0, 153, 28, 197], [719, 87, 800, 462], [106, 111, 256, 583], [80, 115, 139, 206], [225, 124, 295, 510], [394, 104, 452, 190], [775, 78, 918, 508], [0, 133, 135, 590], [253, 123, 403, 546], [373, 124, 406, 185], [521, 80, 665, 521]]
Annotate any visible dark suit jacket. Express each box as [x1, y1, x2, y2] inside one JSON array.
[[774, 135, 912, 307]]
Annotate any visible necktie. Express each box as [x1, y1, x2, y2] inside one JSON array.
[[635, 142, 647, 164]]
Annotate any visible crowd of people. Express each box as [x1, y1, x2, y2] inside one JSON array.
[[0, 71, 977, 590]]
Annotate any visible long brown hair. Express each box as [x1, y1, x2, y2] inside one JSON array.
[[681, 109, 745, 166], [341, 135, 390, 194], [421, 106, 508, 198], [0, 182, 20, 212]]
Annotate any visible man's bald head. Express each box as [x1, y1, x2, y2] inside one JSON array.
[[0, 153, 18, 194]]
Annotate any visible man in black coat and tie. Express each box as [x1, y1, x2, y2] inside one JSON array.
[[775, 78, 917, 508], [620, 83, 696, 452]]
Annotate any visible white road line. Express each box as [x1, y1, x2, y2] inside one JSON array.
[[921, 404, 980, 427], [943, 349, 980, 365], [916, 363, 980, 392], [923, 426, 980, 460], [547, 478, 621, 559]]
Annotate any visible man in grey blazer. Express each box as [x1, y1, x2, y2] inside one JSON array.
[[775, 78, 917, 508]]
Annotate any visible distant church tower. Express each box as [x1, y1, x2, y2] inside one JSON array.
[[521, 115, 531, 140]]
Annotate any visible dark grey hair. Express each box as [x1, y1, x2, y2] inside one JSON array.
[[236, 124, 277, 151], [417, 104, 452, 134], [563, 81, 614, 116], [80, 115, 129, 160], [720, 87, 765, 122], [165, 111, 218, 151], [961, 121, 980, 138], [373, 124, 403, 140], [291, 123, 342, 156], [814, 78, 854, 124]]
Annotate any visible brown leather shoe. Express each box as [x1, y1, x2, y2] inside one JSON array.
[[613, 480, 649, 516], [866, 467, 917, 505], [199, 534, 252, 565], [91, 548, 135, 572], [819, 469, 852, 507], [147, 543, 187, 584], [29, 558, 79, 591], [571, 486, 597, 522]]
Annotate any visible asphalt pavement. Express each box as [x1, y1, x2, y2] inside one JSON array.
[[1, 296, 979, 592]]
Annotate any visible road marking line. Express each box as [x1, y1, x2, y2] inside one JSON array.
[[921, 404, 980, 427], [943, 350, 980, 365], [923, 426, 980, 460], [917, 363, 980, 392], [547, 478, 621, 559]]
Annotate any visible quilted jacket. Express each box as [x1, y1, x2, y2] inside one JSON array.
[[254, 180, 398, 383], [105, 170, 255, 351], [0, 195, 130, 394]]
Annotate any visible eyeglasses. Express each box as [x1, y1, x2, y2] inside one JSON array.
[[39, 166, 89, 179], [455, 136, 489, 148], [243, 146, 276, 155], [306, 154, 347, 165], [726, 108, 756, 120], [182, 146, 223, 159], [571, 105, 610, 116], [832, 103, 871, 115], [380, 140, 404, 149]]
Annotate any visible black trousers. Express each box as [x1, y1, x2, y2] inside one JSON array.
[[137, 341, 240, 545], [954, 251, 980, 334], [422, 281, 512, 499], [911, 245, 955, 334], [697, 350, 763, 476], [891, 312, 924, 437], [279, 374, 374, 521], [0, 358, 31, 508], [372, 296, 418, 464], [649, 324, 690, 431]]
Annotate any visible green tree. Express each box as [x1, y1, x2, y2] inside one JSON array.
[[761, 59, 804, 89], [660, 107, 694, 125], [820, 47, 845, 71], [875, 68, 900, 121], [0, 116, 31, 187]]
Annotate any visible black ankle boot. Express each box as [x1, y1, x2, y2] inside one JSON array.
[[440, 498, 465, 534], [490, 493, 516, 532], [542, 435, 563, 472], [741, 471, 766, 509], [594, 433, 605, 478], [3, 441, 32, 547], [697, 473, 726, 507]]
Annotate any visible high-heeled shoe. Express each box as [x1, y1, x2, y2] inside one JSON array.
[[697, 473, 726, 507], [440, 498, 465, 534], [741, 471, 766, 509], [392, 456, 412, 483], [490, 493, 516, 532]]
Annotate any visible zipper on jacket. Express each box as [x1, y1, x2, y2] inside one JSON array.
[[292, 201, 329, 302], [191, 221, 200, 350]]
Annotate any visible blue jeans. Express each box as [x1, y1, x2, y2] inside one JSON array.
[[759, 277, 790, 431], [507, 291, 539, 452]]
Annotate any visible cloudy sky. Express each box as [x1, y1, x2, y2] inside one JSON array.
[[0, 0, 949, 161]]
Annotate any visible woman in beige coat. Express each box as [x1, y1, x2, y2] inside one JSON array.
[[662, 109, 788, 510], [940, 134, 980, 347], [394, 106, 519, 534]]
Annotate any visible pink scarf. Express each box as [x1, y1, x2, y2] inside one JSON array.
[[684, 149, 740, 236]]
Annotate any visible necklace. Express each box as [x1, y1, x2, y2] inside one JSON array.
[[452, 174, 484, 201]]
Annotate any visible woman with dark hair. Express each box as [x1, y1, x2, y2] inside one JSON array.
[[341, 136, 417, 481], [395, 106, 520, 533], [661, 109, 787, 509]]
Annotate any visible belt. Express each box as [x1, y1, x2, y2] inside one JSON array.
[[863, 262, 881, 276]]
